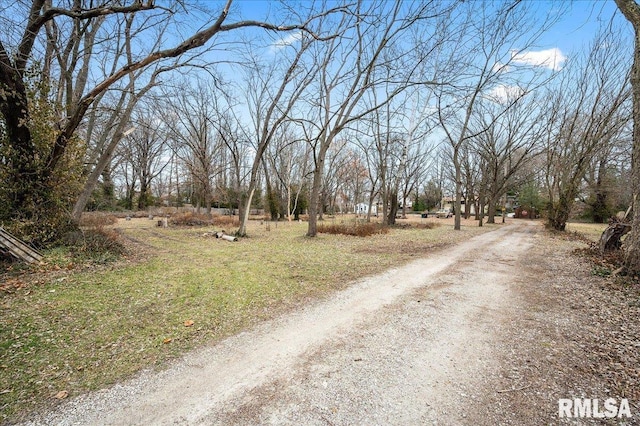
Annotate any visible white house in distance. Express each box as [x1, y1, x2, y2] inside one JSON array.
[[354, 202, 377, 216]]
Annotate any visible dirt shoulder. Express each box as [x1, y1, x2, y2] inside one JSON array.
[[21, 221, 640, 425], [481, 229, 640, 425]]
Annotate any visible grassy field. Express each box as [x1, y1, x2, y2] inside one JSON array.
[[565, 221, 608, 242], [0, 215, 498, 422]]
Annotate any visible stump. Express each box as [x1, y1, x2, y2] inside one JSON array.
[[599, 221, 631, 255]]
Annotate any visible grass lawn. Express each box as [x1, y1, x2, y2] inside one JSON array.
[[565, 221, 608, 242], [0, 216, 496, 422]]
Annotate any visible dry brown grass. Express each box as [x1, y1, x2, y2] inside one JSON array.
[[78, 212, 118, 227], [169, 212, 214, 226], [167, 212, 239, 228], [213, 215, 239, 227], [317, 221, 389, 237], [565, 222, 608, 242]]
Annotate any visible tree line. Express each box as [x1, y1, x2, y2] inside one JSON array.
[[1, 0, 638, 270]]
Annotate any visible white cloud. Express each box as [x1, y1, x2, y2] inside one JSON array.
[[270, 31, 302, 52], [486, 84, 525, 104], [510, 47, 566, 71]]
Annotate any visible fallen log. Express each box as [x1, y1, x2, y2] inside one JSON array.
[[221, 234, 238, 242]]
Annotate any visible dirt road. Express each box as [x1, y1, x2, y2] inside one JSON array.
[[24, 221, 638, 425]]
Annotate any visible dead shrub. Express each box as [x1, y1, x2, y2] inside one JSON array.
[[213, 215, 239, 227], [317, 221, 389, 237], [79, 212, 118, 228], [169, 212, 215, 226], [64, 228, 126, 261], [79, 228, 125, 255]]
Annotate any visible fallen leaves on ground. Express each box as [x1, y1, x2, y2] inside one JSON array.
[[54, 390, 68, 399]]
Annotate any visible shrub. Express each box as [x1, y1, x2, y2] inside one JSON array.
[[78, 228, 125, 254], [63, 228, 126, 263], [317, 221, 389, 237], [213, 215, 239, 227], [3, 214, 78, 248], [169, 212, 215, 226], [79, 212, 118, 228]]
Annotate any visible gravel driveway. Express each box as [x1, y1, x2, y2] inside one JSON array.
[[24, 221, 638, 425]]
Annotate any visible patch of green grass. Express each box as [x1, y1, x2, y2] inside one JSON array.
[[0, 218, 495, 422], [592, 266, 612, 277]]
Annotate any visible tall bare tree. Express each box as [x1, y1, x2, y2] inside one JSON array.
[[303, 0, 451, 236], [615, 0, 640, 273], [0, 0, 321, 242], [119, 104, 170, 210], [469, 92, 545, 223], [71, 9, 179, 220], [266, 127, 312, 221], [542, 24, 630, 231], [163, 82, 224, 214], [235, 20, 322, 236], [436, 0, 561, 230]]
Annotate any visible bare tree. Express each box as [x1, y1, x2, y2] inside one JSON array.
[[235, 20, 322, 236], [542, 24, 630, 231], [303, 0, 450, 236], [469, 93, 545, 224], [339, 147, 370, 216], [206, 93, 251, 219], [120, 104, 170, 210], [0, 0, 323, 241], [353, 133, 381, 222], [615, 0, 640, 274], [582, 122, 632, 223], [70, 8, 180, 220], [367, 101, 407, 226], [266, 127, 312, 221], [163, 82, 223, 214], [435, 1, 561, 230]]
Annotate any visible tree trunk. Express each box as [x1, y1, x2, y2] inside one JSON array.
[[307, 136, 330, 237], [615, 0, 640, 273], [366, 190, 376, 222], [307, 169, 323, 237], [547, 193, 573, 231], [478, 189, 486, 227], [204, 187, 212, 216], [0, 69, 44, 219], [487, 199, 496, 224], [101, 162, 115, 210], [238, 154, 264, 236], [464, 193, 471, 219], [237, 187, 255, 236], [401, 193, 408, 219], [453, 153, 462, 231], [262, 160, 278, 221], [592, 191, 609, 224], [626, 57, 640, 270], [138, 178, 149, 210], [387, 191, 399, 225]]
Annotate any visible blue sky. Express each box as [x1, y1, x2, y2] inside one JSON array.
[[228, 0, 632, 64], [544, 1, 630, 54]]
